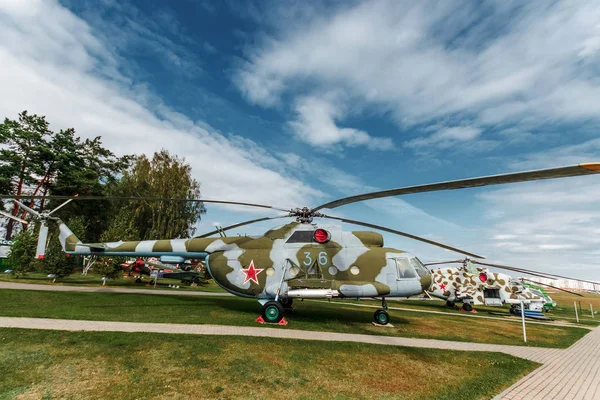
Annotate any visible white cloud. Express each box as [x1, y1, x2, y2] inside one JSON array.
[[289, 95, 393, 150], [406, 126, 482, 149], [0, 0, 321, 213], [472, 175, 600, 279], [507, 138, 600, 170], [235, 0, 600, 151]]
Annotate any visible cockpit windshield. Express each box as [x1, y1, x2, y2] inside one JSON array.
[[392, 257, 430, 280], [409, 257, 430, 278]]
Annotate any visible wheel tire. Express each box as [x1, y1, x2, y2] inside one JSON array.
[[446, 300, 455, 308], [279, 297, 293, 309], [462, 303, 473, 312], [262, 301, 284, 323], [374, 309, 390, 325], [135, 278, 142, 284]]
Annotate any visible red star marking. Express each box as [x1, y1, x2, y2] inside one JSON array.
[[241, 260, 263, 285], [440, 283, 446, 290]]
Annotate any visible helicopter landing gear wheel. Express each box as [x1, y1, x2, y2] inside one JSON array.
[[446, 300, 455, 308], [262, 301, 284, 323], [462, 303, 473, 312], [279, 297, 293, 309], [374, 309, 390, 325]]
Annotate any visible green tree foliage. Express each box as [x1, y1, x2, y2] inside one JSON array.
[[6, 228, 38, 277], [106, 150, 206, 240], [94, 258, 124, 279], [0, 111, 53, 239], [40, 216, 87, 278], [0, 111, 131, 241], [46, 131, 131, 241]]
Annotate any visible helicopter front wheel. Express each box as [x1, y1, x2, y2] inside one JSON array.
[[374, 309, 390, 325], [262, 301, 284, 323]]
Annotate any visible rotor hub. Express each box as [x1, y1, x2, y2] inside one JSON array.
[[289, 207, 324, 224]]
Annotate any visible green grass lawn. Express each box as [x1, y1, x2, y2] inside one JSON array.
[[348, 297, 600, 327], [0, 328, 537, 400], [0, 289, 589, 348]]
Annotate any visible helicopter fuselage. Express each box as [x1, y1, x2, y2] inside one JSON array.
[[59, 221, 431, 301]]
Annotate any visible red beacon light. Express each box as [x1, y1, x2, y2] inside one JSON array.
[[479, 273, 488, 283], [314, 229, 331, 243]]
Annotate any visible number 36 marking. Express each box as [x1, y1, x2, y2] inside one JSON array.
[[303, 251, 329, 266]]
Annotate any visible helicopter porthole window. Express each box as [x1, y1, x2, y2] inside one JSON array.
[[289, 266, 299, 277], [266, 268, 275, 277], [350, 266, 360, 275], [328, 266, 338, 276]]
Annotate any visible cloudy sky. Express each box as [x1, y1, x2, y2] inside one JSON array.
[[1, 0, 599, 280]]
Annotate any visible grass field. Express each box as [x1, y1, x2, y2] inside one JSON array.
[[0, 289, 589, 348], [350, 294, 600, 327], [543, 290, 600, 322], [0, 328, 537, 400]]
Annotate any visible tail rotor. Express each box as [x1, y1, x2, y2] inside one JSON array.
[[1, 197, 77, 258]]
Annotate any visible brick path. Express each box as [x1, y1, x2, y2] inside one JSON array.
[[495, 324, 600, 399]]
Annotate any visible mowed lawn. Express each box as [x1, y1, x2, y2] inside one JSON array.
[[0, 328, 537, 400], [0, 289, 589, 348], [344, 295, 600, 327], [543, 291, 600, 323]]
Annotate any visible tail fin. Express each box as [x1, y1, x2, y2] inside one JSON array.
[[56, 219, 81, 252]]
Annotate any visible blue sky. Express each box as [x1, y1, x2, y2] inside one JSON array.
[[1, 0, 600, 279]]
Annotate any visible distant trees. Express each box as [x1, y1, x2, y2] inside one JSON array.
[[1, 111, 207, 279], [104, 150, 206, 240], [6, 228, 37, 277], [0, 111, 131, 240], [0, 111, 53, 240]]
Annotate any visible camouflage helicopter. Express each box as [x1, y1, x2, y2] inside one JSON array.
[[424, 258, 589, 312], [3, 162, 600, 325]]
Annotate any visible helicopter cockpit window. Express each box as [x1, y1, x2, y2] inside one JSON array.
[[286, 230, 316, 243], [408, 257, 430, 279], [395, 258, 418, 279]]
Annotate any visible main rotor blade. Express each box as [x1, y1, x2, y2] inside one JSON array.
[[0, 195, 291, 212], [14, 201, 41, 217], [319, 214, 485, 259], [471, 260, 599, 286], [47, 199, 75, 216], [0, 209, 29, 225], [312, 162, 600, 211], [423, 260, 464, 267], [521, 278, 583, 297], [194, 215, 291, 238]]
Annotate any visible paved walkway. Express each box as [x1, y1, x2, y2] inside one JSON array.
[[0, 281, 232, 296], [0, 316, 561, 363], [495, 324, 600, 400]]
